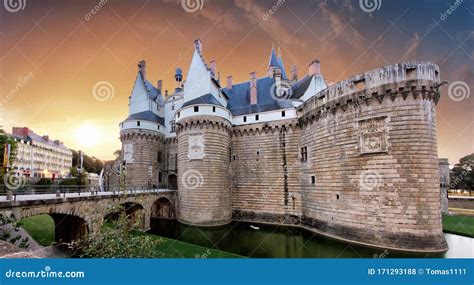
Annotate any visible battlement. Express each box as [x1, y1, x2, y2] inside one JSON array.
[[299, 61, 441, 120]]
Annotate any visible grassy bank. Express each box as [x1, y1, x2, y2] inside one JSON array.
[[443, 215, 474, 237], [131, 229, 241, 258], [19, 215, 240, 257], [19, 214, 55, 246]]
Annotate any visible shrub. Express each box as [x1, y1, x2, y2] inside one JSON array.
[[72, 209, 164, 258]]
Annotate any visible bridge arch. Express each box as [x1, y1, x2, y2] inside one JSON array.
[[10, 209, 90, 244], [151, 197, 174, 219], [104, 202, 145, 228]]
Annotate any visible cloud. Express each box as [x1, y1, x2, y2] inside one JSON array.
[[233, 0, 306, 48], [405, 32, 420, 58]]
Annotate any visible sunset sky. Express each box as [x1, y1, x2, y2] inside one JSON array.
[[0, 0, 472, 163]]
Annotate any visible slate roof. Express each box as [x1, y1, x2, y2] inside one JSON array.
[[291, 75, 313, 99], [268, 47, 280, 67], [144, 80, 163, 104], [14, 132, 70, 151], [221, 76, 293, 116], [181, 93, 224, 108], [126, 110, 165, 125], [278, 56, 288, 79]]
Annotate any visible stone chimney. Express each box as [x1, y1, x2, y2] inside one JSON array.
[[210, 60, 216, 76], [43, 135, 49, 141], [291, 65, 298, 81], [308, 59, 320, 76], [227, 76, 233, 90], [194, 39, 203, 55], [250, 72, 257, 105], [157, 80, 163, 94], [138, 60, 146, 79], [274, 66, 282, 86]]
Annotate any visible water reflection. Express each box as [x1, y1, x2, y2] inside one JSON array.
[[149, 218, 473, 258]]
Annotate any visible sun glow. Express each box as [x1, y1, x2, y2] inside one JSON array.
[[76, 124, 99, 148]]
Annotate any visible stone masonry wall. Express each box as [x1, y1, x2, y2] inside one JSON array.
[[298, 79, 447, 252], [231, 120, 302, 221], [120, 130, 164, 189], [176, 116, 232, 226], [164, 137, 178, 188]]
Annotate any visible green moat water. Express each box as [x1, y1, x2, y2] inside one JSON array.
[[149, 218, 474, 258]]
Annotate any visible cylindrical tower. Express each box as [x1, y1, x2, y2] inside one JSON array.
[[119, 129, 164, 190], [176, 113, 232, 226]]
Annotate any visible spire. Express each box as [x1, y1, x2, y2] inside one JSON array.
[[268, 45, 279, 67], [277, 47, 287, 79]]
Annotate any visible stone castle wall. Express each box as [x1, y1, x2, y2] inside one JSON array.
[[231, 120, 302, 222], [120, 130, 164, 189], [176, 116, 232, 226], [164, 137, 178, 187], [297, 62, 446, 252]]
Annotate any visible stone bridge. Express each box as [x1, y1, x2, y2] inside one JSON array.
[[0, 190, 176, 243]]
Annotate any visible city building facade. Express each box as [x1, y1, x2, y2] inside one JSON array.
[[11, 127, 72, 179]]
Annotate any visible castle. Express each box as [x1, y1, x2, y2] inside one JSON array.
[[110, 39, 447, 253]]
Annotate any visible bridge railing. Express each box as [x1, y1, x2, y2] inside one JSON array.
[[0, 185, 168, 201]]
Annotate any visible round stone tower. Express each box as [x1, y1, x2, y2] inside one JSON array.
[[117, 60, 166, 191], [176, 113, 232, 226], [119, 129, 164, 190]]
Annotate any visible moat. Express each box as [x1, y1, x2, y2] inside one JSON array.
[[149, 218, 473, 258]]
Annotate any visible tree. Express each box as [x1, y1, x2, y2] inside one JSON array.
[[450, 153, 474, 195], [0, 214, 29, 249], [71, 149, 104, 174], [0, 129, 18, 182]]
